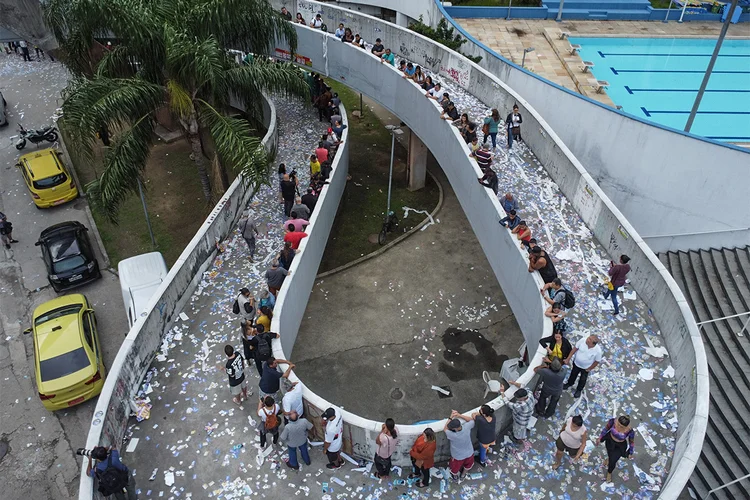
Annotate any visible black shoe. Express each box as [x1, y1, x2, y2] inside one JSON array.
[[4, 244, 9, 249], [574, 390, 582, 398], [612, 311, 619, 316], [478, 461, 487, 468], [562, 383, 572, 390], [10, 239, 18, 243]]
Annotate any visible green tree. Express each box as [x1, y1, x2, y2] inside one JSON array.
[[44, 0, 308, 219]]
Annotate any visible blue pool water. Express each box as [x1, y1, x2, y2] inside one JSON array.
[[569, 37, 750, 142]]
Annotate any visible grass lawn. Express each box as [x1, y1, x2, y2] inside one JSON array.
[[649, 0, 676, 8], [318, 81, 440, 273], [65, 135, 213, 268]]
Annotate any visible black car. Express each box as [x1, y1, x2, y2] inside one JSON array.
[[35, 221, 101, 292]]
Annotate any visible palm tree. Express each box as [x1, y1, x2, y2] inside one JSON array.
[[44, 0, 308, 220]]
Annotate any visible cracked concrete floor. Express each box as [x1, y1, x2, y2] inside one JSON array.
[[292, 166, 523, 424], [0, 54, 129, 499]]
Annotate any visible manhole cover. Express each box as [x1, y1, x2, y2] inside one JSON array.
[[390, 388, 404, 400], [0, 440, 9, 464]]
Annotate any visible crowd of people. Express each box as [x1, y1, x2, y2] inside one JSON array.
[[213, 6, 640, 488]]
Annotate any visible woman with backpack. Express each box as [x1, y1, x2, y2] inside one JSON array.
[[257, 396, 281, 448], [0, 212, 18, 249], [374, 418, 398, 478]]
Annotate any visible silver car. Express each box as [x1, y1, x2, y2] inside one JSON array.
[[0, 91, 7, 127]]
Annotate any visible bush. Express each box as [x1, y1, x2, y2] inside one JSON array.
[[408, 17, 483, 64]]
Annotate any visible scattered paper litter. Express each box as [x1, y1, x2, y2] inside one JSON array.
[[430, 385, 450, 396], [638, 368, 654, 381], [164, 471, 175, 486], [638, 424, 658, 450], [663, 365, 675, 378], [125, 438, 139, 452], [179, 312, 189, 321]]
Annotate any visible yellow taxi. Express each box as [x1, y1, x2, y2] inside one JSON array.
[[16, 148, 79, 208], [28, 294, 106, 411]]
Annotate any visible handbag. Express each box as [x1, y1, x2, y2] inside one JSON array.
[[481, 123, 490, 136]]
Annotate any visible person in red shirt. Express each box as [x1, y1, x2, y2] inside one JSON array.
[[603, 255, 631, 316], [283, 223, 308, 250], [315, 142, 329, 164]]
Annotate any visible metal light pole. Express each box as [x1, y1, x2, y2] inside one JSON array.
[[521, 47, 535, 68], [684, 0, 738, 133], [663, 0, 673, 22], [556, 0, 565, 22], [678, 0, 689, 22], [507, 0, 513, 20], [384, 125, 403, 219], [137, 178, 157, 248]]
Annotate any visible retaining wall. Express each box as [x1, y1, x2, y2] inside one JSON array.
[[267, 7, 706, 497], [78, 95, 278, 499]]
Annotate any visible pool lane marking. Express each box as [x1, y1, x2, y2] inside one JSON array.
[[611, 67, 750, 75], [598, 52, 750, 58], [640, 107, 750, 117], [625, 86, 750, 94]]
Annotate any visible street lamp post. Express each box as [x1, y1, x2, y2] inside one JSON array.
[[684, 0, 738, 133], [384, 124, 403, 220], [507, 0, 513, 20], [678, 0, 689, 22], [663, 0, 673, 22], [556, 0, 565, 22], [521, 47, 535, 69]]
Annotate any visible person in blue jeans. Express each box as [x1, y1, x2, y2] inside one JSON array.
[[281, 411, 313, 469], [472, 405, 496, 467], [483, 109, 501, 149], [86, 446, 137, 499], [603, 255, 631, 316]]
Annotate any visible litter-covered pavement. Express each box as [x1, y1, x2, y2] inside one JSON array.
[[123, 66, 677, 497]]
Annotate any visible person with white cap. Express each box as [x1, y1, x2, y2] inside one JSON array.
[[321, 407, 344, 469]]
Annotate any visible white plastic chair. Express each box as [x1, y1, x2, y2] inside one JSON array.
[[483, 370, 503, 399]]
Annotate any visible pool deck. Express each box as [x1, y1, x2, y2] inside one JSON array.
[[457, 19, 750, 112]]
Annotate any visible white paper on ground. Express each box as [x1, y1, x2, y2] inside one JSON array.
[[125, 438, 139, 452], [597, 300, 615, 311], [351, 462, 372, 473], [179, 312, 189, 321], [645, 337, 669, 358], [526, 416, 537, 429], [638, 368, 654, 381], [637, 424, 657, 450], [331, 477, 346, 486], [164, 471, 175, 486], [430, 385, 450, 396], [623, 290, 637, 301], [663, 365, 675, 378], [340, 452, 358, 465]]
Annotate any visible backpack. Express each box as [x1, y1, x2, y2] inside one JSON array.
[[263, 405, 279, 429], [232, 299, 240, 314], [561, 288, 576, 309], [95, 455, 129, 496], [256, 333, 272, 360]]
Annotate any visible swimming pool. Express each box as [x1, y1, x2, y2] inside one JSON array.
[[569, 37, 750, 143]]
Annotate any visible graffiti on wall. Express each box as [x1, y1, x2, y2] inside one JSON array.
[[439, 54, 470, 88]]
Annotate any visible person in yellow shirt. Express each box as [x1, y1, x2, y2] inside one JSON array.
[[309, 154, 321, 176], [257, 306, 273, 333]]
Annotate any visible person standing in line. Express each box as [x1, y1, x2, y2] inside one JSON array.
[[371, 38, 385, 57], [315, 141, 330, 163], [334, 23, 346, 39], [533, 357, 566, 418], [282, 380, 304, 421], [241, 321, 256, 369], [444, 410, 475, 482], [322, 407, 345, 469], [239, 213, 259, 262], [282, 411, 313, 469], [259, 288, 275, 311], [257, 396, 281, 449], [499, 209, 520, 230], [285, 212, 309, 233], [409, 428, 436, 488], [284, 224, 308, 250], [301, 187, 318, 213], [374, 418, 398, 479], [309, 154, 321, 177], [539, 329, 573, 366], [256, 306, 273, 333], [541, 278, 573, 311], [278, 241, 296, 271], [563, 335, 603, 398], [265, 260, 289, 296], [529, 246, 558, 284], [500, 192, 519, 214], [221, 345, 249, 405], [309, 13, 323, 29], [501, 382, 536, 443], [259, 356, 294, 403], [472, 405, 496, 467], [597, 415, 635, 483], [19, 40, 31, 61], [234, 287, 255, 325], [86, 446, 137, 500], [553, 415, 587, 470], [341, 27, 355, 44], [483, 109, 502, 150], [603, 255, 631, 316], [280, 173, 298, 217], [506, 104, 523, 148], [314, 87, 332, 122], [249, 325, 278, 376], [0, 213, 18, 249], [291, 196, 311, 221]]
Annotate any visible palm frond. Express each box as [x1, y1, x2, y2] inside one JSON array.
[[166, 34, 229, 96], [197, 99, 268, 186], [87, 116, 154, 221], [166, 80, 193, 120]]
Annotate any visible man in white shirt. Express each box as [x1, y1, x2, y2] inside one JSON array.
[[282, 380, 304, 422], [425, 83, 446, 102], [563, 335, 603, 398], [322, 407, 344, 470], [310, 14, 323, 29]]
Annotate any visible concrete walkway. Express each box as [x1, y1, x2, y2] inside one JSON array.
[[123, 69, 677, 500]]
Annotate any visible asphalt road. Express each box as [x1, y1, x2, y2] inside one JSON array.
[[0, 53, 129, 499]]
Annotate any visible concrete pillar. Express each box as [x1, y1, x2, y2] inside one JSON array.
[[396, 12, 409, 28], [407, 131, 427, 191]]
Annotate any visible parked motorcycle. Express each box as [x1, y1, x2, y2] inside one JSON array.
[[15, 123, 58, 150]]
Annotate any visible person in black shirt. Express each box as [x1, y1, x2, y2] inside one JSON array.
[[478, 167, 498, 195], [280, 7, 292, 21], [222, 345, 248, 405], [529, 246, 558, 284], [280, 173, 297, 217], [301, 188, 317, 213], [441, 101, 459, 121], [371, 38, 385, 57]]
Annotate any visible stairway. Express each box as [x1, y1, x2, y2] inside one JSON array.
[[543, 0, 652, 20], [658, 247, 750, 500]]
